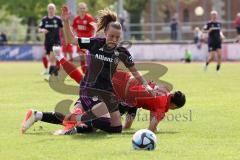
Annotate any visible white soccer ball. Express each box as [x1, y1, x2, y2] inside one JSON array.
[[132, 129, 157, 151]]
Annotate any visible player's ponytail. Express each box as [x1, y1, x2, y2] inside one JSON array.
[[97, 8, 122, 32]]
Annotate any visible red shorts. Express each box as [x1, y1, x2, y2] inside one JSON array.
[[62, 44, 73, 53]]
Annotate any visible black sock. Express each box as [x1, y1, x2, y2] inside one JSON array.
[[89, 117, 111, 132], [49, 66, 55, 75], [216, 64, 221, 71], [41, 112, 64, 124], [206, 62, 209, 66], [76, 125, 93, 133], [78, 110, 98, 123], [49, 65, 58, 76], [103, 125, 122, 133]]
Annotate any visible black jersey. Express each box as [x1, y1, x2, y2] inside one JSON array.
[[203, 21, 222, 43], [39, 16, 63, 45], [78, 37, 134, 92]]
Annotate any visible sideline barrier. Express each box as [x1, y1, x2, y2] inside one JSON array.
[[0, 43, 239, 61]]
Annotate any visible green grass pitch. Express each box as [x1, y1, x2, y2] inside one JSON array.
[[0, 62, 239, 160]]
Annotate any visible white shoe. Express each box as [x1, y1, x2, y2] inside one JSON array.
[[21, 109, 37, 134], [203, 65, 208, 72], [53, 127, 77, 135], [41, 69, 49, 75]]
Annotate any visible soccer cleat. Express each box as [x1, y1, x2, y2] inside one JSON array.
[[21, 109, 37, 134], [41, 69, 49, 75], [53, 127, 77, 135]]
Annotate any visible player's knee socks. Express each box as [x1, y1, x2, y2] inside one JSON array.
[[90, 117, 111, 131], [206, 62, 209, 66], [41, 112, 64, 124], [59, 58, 83, 83], [75, 125, 94, 133], [42, 56, 48, 69], [77, 110, 98, 123], [103, 125, 122, 133], [80, 60, 86, 74], [49, 65, 55, 75], [216, 64, 221, 71], [49, 65, 58, 76], [56, 60, 60, 69]]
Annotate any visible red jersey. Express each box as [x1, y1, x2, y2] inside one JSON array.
[[112, 70, 171, 121], [72, 14, 94, 37]]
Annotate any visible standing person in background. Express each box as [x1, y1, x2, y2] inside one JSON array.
[[170, 17, 178, 41], [193, 27, 202, 49], [72, 2, 96, 73], [38, 3, 63, 78], [234, 13, 240, 43], [0, 32, 7, 45], [203, 10, 225, 73]]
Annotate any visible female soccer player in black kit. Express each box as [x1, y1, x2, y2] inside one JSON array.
[[61, 6, 155, 133], [203, 10, 225, 72], [38, 3, 63, 76]]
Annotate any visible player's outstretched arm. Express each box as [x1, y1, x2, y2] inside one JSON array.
[[61, 5, 78, 45], [128, 66, 156, 96], [148, 111, 164, 132]]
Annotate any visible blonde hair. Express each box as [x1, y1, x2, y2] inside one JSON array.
[[47, 3, 56, 10], [97, 8, 121, 32], [78, 2, 88, 10], [211, 10, 218, 15]]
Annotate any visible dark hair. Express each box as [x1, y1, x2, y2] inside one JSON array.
[[171, 91, 186, 108], [97, 8, 122, 32]]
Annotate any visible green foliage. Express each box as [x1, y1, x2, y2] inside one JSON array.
[[124, 0, 148, 13], [76, 0, 116, 16], [0, 0, 64, 24]]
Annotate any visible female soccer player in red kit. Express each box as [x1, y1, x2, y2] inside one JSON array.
[[72, 2, 96, 73]]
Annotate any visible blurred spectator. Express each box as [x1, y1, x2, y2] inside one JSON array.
[[234, 13, 240, 43], [170, 18, 178, 40], [181, 49, 192, 63], [193, 27, 202, 49], [0, 32, 8, 45]]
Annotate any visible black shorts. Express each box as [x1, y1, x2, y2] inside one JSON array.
[[78, 87, 119, 113], [118, 102, 137, 117], [44, 44, 53, 55], [208, 42, 221, 52], [236, 27, 240, 35]]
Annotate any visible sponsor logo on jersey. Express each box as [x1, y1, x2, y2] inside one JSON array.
[[95, 54, 113, 62], [45, 24, 58, 28], [92, 96, 98, 102], [81, 38, 90, 43]]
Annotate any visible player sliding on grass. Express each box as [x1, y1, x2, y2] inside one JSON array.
[[22, 46, 185, 134], [60, 6, 155, 133]]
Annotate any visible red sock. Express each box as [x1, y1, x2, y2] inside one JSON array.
[[56, 60, 60, 69], [59, 58, 83, 84], [42, 56, 48, 69], [80, 60, 87, 74]]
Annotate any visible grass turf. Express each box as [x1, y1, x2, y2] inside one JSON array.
[[0, 62, 239, 160]]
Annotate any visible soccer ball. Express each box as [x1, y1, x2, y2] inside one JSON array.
[[132, 129, 157, 151]]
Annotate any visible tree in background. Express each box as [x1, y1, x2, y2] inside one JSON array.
[[0, 0, 63, 42], [124, 0, 148, 40], [76, 0, 115, 16]]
